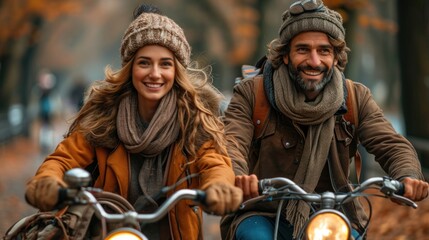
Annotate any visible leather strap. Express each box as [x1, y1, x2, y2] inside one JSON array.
[[345, 79, 361, 182], [252, 75, 269, 138]]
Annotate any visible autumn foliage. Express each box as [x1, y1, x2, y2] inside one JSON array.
[[0, 0, 83, 55]]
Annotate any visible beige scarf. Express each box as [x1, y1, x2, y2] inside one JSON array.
[[117, 91, 180, 156], [273, 64, 344, 237], [117, 91, 180, 213]]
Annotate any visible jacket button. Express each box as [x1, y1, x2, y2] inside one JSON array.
[[294, 158, 299, 164], [284, 141, 290, 147], [345, 137, 351, 144]]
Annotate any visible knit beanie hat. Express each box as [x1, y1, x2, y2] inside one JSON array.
[[279, 0, 345, 44], [120, 12, 191, 67]]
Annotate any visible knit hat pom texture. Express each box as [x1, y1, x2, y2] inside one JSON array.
[[279, 0, 345, 44], [120, 13, 191, 67]]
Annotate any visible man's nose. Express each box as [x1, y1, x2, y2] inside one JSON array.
[[307, 50, 321, 68]]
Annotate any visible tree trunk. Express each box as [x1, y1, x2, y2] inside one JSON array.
[[397, 0, 429, 169]]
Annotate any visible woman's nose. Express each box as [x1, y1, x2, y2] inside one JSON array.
[[149, 66, 161, 78]]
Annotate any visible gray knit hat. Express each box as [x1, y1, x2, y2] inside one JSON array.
[[279, 0, 345, 44], [120, 12, 191, 67]]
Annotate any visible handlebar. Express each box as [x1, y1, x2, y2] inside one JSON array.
[[56, 168, 207, 223], [54, 168, 208, 239], [242, 176, 417, 209], [59, 188, 206, 224]]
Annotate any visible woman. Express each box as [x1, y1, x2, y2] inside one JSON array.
[[25, 4, 242, 239]]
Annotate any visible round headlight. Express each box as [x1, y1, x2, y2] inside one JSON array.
[[305, 210, 350, 240], [105, 228, 147, 240]]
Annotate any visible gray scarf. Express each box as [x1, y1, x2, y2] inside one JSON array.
[[273, 64, 344, 237]]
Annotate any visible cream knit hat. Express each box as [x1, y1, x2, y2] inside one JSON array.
[[120, 12, 191, 67], [279, 0, 345, 44]]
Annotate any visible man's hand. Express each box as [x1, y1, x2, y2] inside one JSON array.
[[402, 177, 429, 202], [235, 174, 259, 201]]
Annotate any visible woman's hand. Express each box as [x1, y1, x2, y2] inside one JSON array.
[[204, 182, 243, 215], [25, 176, 66, 211]]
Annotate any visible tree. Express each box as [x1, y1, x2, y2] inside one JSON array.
[[0, 0, 83, 137], [397, 0, 429, 169]]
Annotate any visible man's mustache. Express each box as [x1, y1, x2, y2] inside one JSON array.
[[297, 65, 327, 73]]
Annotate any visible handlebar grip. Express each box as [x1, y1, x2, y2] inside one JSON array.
[[258, 180, 264, 195], [58, 188, 68, 203], [395, 182, 405, 196], [195, 190, 206, 205], [54, 188, 70, 209], [57, 188, 80, 206]]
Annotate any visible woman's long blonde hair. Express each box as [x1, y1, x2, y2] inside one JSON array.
[[67, 56, 227, 159]]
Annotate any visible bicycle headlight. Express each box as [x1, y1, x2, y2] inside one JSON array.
[[305, 210, 350, 240], [105, 228, 147, 240]]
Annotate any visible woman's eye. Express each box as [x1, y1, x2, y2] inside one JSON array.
[[161, 61, 173, 67], [139, 60, 150, 66]]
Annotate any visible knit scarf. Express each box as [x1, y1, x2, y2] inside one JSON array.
[[117, 91, 180, 155], [117, 91, 180, 210], [272, 64, 344, 237]]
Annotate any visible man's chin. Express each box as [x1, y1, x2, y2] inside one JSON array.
[[302, 80, 321, 90]]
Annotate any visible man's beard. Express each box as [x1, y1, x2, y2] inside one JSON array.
[[287, 63, 334, 92]]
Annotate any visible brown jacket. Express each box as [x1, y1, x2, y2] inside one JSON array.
[[221, 75, 424, 239], [30, 131, 235, 240]]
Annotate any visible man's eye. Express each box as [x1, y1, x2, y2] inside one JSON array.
[[296, 48, 308, 53], [319, 48, 332, 55]]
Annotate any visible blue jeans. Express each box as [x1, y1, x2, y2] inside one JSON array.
[[235, 215, 363, 240], [352, 229, 363, 240], [235, 215, 294, 240]]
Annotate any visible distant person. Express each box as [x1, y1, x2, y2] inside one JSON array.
[[37, 69, 56, 151], [25, 3, 242, 240], [221, 0, 429, 239], [68, 75, 87, 112]]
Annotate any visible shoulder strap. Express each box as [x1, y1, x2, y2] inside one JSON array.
[[252, 75, 269, 138], [344, 79, 359, 126], [344, 79, 361, 182]]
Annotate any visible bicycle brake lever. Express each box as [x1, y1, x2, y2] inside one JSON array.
[[240, 195, 270, 209], [391, 194, 418, 209]]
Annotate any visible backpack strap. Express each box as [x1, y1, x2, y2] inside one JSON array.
[[344, 79, 359, 127], [252, 75, 269, 138], [344, 79, 361, 182]]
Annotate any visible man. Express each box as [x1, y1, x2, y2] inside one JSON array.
[[221, 0, 429, 239]]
